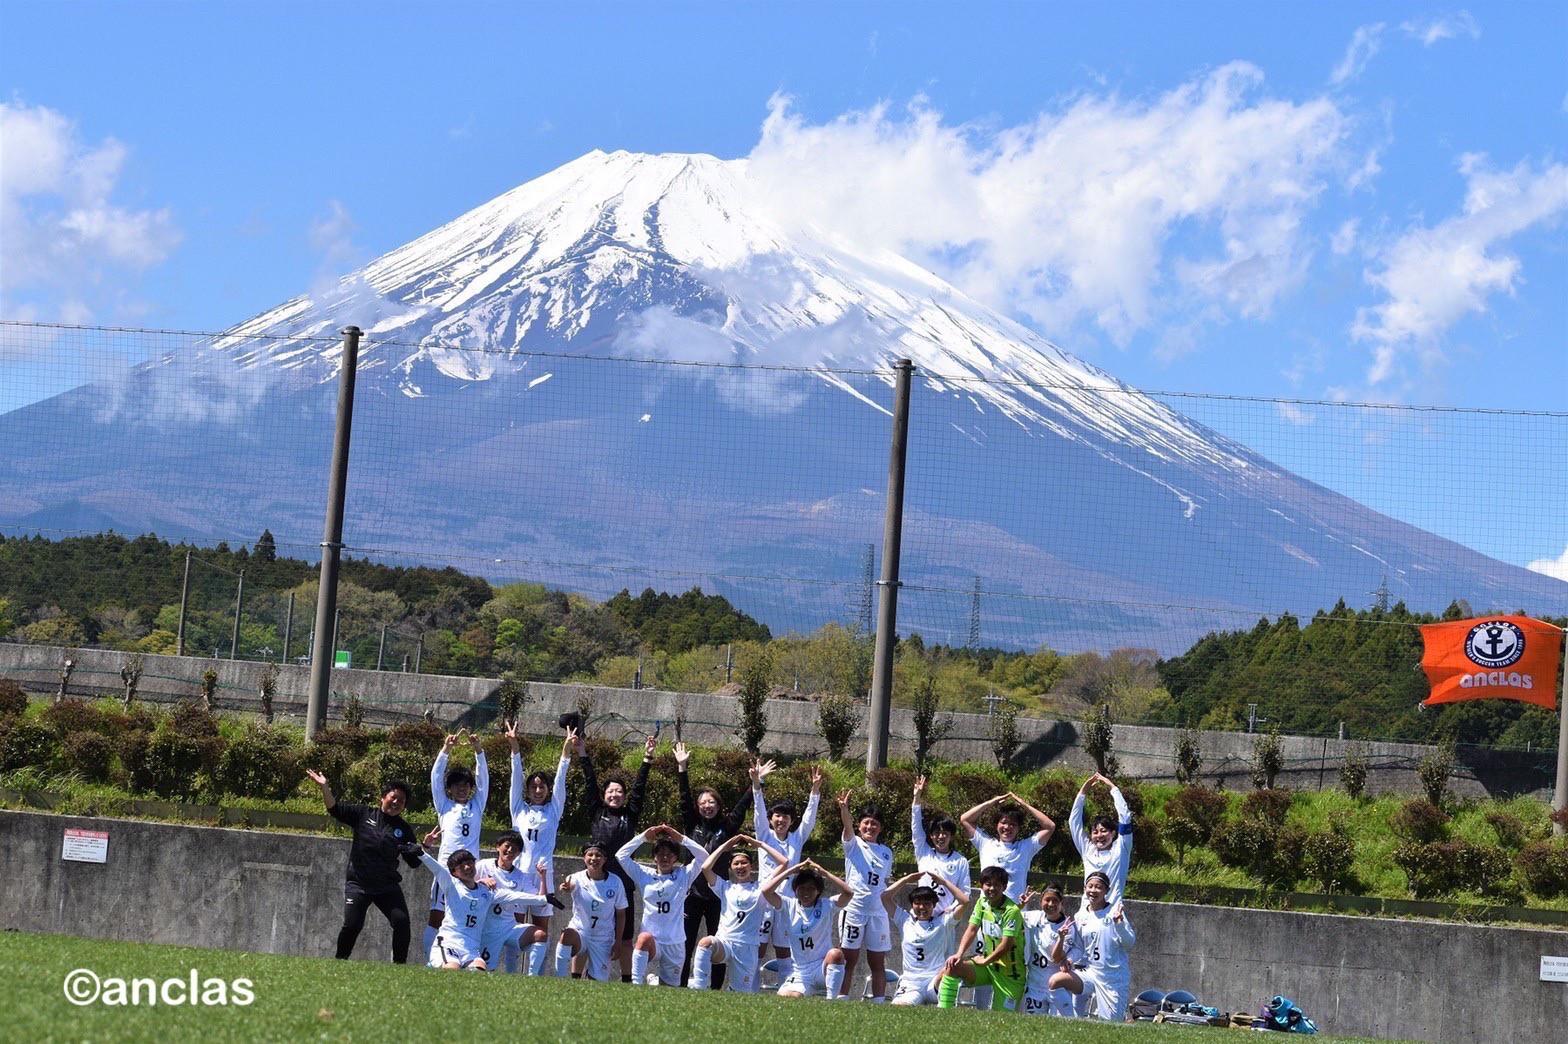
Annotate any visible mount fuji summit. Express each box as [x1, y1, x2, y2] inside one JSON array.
[[4, 150, 1563, 651]]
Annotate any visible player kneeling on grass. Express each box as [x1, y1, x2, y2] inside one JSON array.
[[415, 828, 547, 971], [1048, 871, 1135, 1020], [475, 832, 550, 974], [835, 789, 895, 1002], [759, 858, 852, 998], [555, 843, 629, 981], [616, 824, 711, 985], [882, 870, 968, 1006], [1022, 884, 1083, 1016], [937, 865, 1027, 1011], [688, 833, 788, 993]]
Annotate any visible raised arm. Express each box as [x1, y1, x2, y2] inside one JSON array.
[[761, 859, 807, 907], [796, 767, 822, 843], [698, 834, 741, 886], [1008, 791, 1056, 846], [911, 775, 930, 858], [751, 766, 770, 840], [928, 872, 970, 914], [805, 859, 854, 905], [749, 832, 788, 869], [577, 735, 603, 816], [1048, 919, 1072, 965], [305, 767, 338, 812], [1068, 778, 1091, 856], [882, 870, 923, 915], [675, 742, 697, 829], [614, 831, 653, 890], [727, 779, 755, 830], [836, 789, 854, 842], [431, 735, 456, 814], [551, 730, 574, 818], [626, 734, 655, 822], [470, 731, 489, 808], [506, 721, 526, 824], [959, 794, 1004, 841]]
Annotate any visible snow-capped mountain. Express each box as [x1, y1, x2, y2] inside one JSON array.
[[3, 150, 1562, 651]]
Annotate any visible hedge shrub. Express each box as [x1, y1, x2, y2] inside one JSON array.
[[0, 678, 29, 718], [63, 731, 115, 783], [1390, 799, 1450, 843], [1516, 839, 1568, 899]]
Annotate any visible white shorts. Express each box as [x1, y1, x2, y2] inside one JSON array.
[[1022, 988, 1052, 1016], [569, 927, 617, 983], [891, 975, 939, 1006], [1078, 968, 1130, 1021], [715, 934, 759, 992], [648, 934, 686, 986], [428, 878, 446, 913], [778, 961, 829, 997], [757, 907, 790, 949], [837, 909, 891, 953], [434, 936, 481, 968]]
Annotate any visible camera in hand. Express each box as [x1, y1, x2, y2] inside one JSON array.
[[558, 711, 583, 732]]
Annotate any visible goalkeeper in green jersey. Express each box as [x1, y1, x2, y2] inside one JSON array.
[[936, 865, 1026, 1011]]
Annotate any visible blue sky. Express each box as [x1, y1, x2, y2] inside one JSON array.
[[2, 1, 1565, 573]]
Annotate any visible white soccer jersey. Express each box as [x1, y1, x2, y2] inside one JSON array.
[[712, 876, 765, 945], [565, 870, 627, 943], [615, 835, 708, 943], [1069, 788, 1134, 907], [779, 895, 835, 966], [474, 858, 547, 916], [911, 803, 972, 915], [753, 788, 820, 889], [510, 753, 570, 889], [892, 906, 956, 980], [1023, 909, 1082, 991], [841, 836, 894, 920], [1073, 904, 1135, 979], [431, 750, 489, 864], [420, 852, 537, 953], [973, 828, 1043, 900]]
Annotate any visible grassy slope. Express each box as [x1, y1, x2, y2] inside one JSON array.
[[0, 931, 1388, 1043]]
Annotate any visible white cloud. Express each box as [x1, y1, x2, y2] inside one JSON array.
[[746, 64, 1348, 348], [0, 101, 179, 322], [1331, 218, 1360, 255], [1331, 23, 1386, 85], [1276, 401, 1314, 426], [1526, 544, 1568, 583], [1351, 153, 1568, 384], [1401, 11, 1480, 46]]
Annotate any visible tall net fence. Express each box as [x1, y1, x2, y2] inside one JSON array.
[[1, 320, 1564, 748]]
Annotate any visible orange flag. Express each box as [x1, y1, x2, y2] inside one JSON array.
[[1419, 615, 1563, 710]]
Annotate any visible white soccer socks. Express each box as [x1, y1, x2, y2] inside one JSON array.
[[526, 940, 548, 976], [688, 945, 713, 990], [631, 947, 651, 985], [553, 942, 574, 978], [824, 962, 846, 999]]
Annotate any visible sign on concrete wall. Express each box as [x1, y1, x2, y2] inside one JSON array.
[[1541, 955, 1568, 983], [61, 828, 108, 863]]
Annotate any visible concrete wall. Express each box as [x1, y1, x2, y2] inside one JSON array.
[[2, 809, 1563, 1042], [1, 642, 1551, 798]]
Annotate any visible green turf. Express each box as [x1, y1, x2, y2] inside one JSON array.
[[0, 931, 1393, 1043]]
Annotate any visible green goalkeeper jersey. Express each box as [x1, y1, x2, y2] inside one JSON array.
[[970, 895, 1026, 981]]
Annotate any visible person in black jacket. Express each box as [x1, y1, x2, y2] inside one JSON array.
[[576, 731, 656, 981], [675, 740, 756, 987], [306, 768, 421, 963]]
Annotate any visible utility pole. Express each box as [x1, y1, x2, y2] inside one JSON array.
[[413, 634, 423, 674], [281, 592, 294, 664], [376, 625, 387, 671], [1555, 631, 1568, 836], [229, 568, 245, 660], [176, 549, 192, 656], [305, 326, 361, 740], [723, 644, 734, 684], [866, 359, 914, 772]]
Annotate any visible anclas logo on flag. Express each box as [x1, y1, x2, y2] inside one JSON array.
[[1419, 615, 1563, 710]]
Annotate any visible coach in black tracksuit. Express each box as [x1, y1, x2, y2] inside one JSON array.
[[307, 768, 421, 963], [576, 733, 655, 981]]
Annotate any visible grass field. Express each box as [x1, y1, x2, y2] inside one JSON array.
[[0, 931, 1390, 1043]]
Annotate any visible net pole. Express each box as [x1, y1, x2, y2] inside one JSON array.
[[866, 359, 913, 772], [305, 326, 361, 740], [1554, 629, 1567, 837]]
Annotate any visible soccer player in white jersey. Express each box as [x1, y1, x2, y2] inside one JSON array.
[[959, 790, 1053, 1008], [415, 829, 545, 971], [752, 759, 822, 982], [911, 775, 972, 917], [1069, 772, 1134, 908], [1049, 871, 1136, 1020], [424, 729, 489, 959], [1022, 884, 1084, 1016], [882, 870, 968, 1006], [835, 789, 895, 1002], [506, 721, 573, 971], [760, 859, 852, 998], [687, 833, 787, 994], [616, 824, 711, 985], [555, 843, 629, 981], [474, 832, 550, 973]]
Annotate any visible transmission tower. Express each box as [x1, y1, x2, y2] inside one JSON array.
[[854, 543, 875, 634], [1370, 574, 1391, 612], [967, 575, 982, 649]]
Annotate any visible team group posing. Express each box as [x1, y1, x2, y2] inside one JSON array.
[[308, 724, 1137, 1019]]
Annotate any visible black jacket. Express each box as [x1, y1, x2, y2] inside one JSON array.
[[679, 768, 754, 883], [328, 800, 421, 893], [578, 752, 652, 890]]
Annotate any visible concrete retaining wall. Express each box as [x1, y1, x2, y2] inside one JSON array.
[[1, 810, 1562, 1042], [1, 642, 1552, 798]]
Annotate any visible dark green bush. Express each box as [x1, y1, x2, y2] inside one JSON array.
[[1216, 818, 1302, 889], [303, 740, 358, 796], [2, 718, 60, 772], [216, 725, 303, 800], [0, 678, 28, 718], [310, 725, 376, 761], [1239, 787, 1292, 823], [1417, 741, 1456, 807], [864, 767, 916, 849], [1339, 744, 1369, 799], [817, 695, 860, 762], [1302, 824, 1356, 892], [116, 730, 150, 787], [344, 747, 433, 808], [42, 699, 116, 739], [1483, 809, 1529, 850], [941, 763, 1010, 815], [1516, 839, 1568, 899], [1390, 799, 1450, 843], [63, 731, 115, 783], [133, 727, 204, 798], [480, 734, 513, 800], [387, 720, 444, 755], [170, 699, 220, 738], [1395, 840, 1511, 898], [1164, 785, 1230, 865]]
